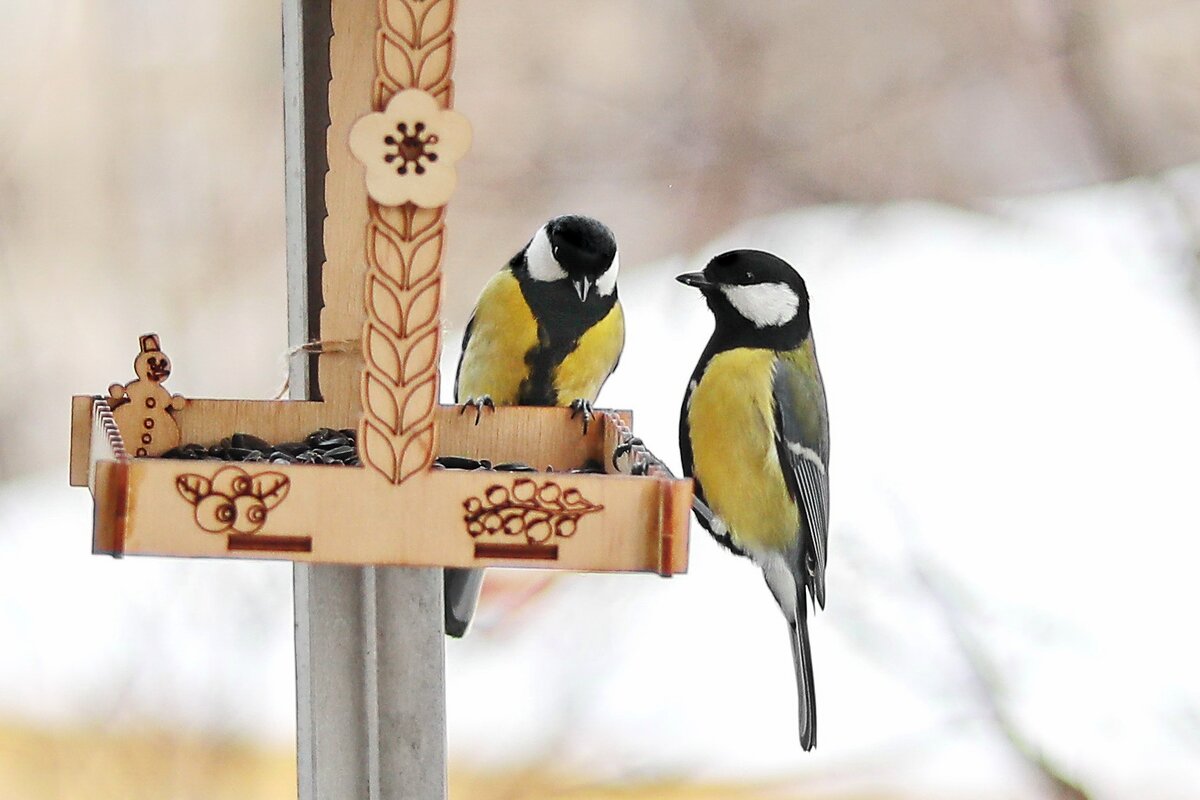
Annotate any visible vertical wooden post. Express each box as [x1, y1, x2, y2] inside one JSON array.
[[285, 2, 447, 798]]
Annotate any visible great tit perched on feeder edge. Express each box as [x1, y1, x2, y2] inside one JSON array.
[[444, 214, 625, 638], [677, 250, 829, 750]]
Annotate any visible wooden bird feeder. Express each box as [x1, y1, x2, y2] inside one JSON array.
[[67, 0, 691, 577]]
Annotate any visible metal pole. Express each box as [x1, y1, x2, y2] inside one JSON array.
[[283, 2, 447, 798]]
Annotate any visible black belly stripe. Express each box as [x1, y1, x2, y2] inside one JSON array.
[[514, 276, 616, 406], [520, 331, 573, 405]]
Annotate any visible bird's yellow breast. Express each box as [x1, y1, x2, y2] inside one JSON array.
[[457, 271, 623, 407], [553, 302, 624, 404], [456, 271, 539, 404], [688, 348, 798, 553]]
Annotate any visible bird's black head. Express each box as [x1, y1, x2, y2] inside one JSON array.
[[677, 250, 811, 348], [516, 215, 619, 303]]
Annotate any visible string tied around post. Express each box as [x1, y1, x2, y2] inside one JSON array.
[[274, 339, 362, 399]]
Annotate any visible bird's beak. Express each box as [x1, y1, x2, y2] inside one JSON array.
[[573, 277, 592, 302], [676, 272, 713, 290]]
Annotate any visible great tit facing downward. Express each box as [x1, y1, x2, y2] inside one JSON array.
[[444, 215, 625, 637], [677, 250, 829, 750]]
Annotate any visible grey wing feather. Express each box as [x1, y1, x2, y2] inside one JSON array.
[[453, 312, 477, 401], [772, 355, 830, 608]]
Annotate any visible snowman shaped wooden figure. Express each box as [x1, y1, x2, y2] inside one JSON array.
[[107, 334, 187, 457]]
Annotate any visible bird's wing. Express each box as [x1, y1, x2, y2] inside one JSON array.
[[772, 346, 830, 607], [453, 312, 477, 402]]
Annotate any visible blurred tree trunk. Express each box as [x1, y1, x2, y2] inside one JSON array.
[[1059, 0, 1200, 316]]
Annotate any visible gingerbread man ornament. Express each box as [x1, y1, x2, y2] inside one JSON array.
[[107, 334, 187, 457]]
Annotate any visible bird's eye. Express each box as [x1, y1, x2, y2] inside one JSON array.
[[744, 272, 754, 281]]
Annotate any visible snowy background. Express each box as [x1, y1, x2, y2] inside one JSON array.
[[3, 1, 1200, 798], [7, 180, 1200, 797]]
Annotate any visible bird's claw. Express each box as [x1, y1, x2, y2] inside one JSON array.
[[458, 396, 495, 426], [611, 437, 644, 470], [568, 399, 594, 434]]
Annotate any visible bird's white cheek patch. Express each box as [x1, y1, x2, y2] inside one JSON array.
[[721, 282, 799, 328], [595, 252, 619, 297], [525, 226, 568, 282]]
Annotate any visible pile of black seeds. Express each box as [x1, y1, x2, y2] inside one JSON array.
[[163, 429, 359, 466], [161, 427, 605, 474], [438, 457, 604, 474]]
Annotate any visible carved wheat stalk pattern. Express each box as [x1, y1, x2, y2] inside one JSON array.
[[359, 0, 457, 483]]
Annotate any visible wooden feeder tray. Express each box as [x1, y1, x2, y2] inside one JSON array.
[[69, 388, 688, 574]]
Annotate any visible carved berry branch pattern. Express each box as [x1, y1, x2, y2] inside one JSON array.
[[463, 479, 605, 545], [175, 466, 291, 535], [359, 0, 458, 483]]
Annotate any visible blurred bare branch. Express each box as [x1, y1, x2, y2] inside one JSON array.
[[911, 557, 1091, 800]]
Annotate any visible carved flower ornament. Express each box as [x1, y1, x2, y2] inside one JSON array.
[[349, 89, 472, 208]]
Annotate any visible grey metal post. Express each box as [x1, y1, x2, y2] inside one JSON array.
[[283, 2, 448, 798]]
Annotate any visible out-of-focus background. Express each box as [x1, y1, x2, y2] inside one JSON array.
[[3, 1, 1200, 797]]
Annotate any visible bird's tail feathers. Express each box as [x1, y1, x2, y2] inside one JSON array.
[[444, 567, 485, 638], [789, 610, 818, 750]]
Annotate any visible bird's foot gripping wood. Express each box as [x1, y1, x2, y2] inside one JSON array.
[[458, 395, 495, 426], [568, 398, 595, 435], [612, 436, 650, 476]]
